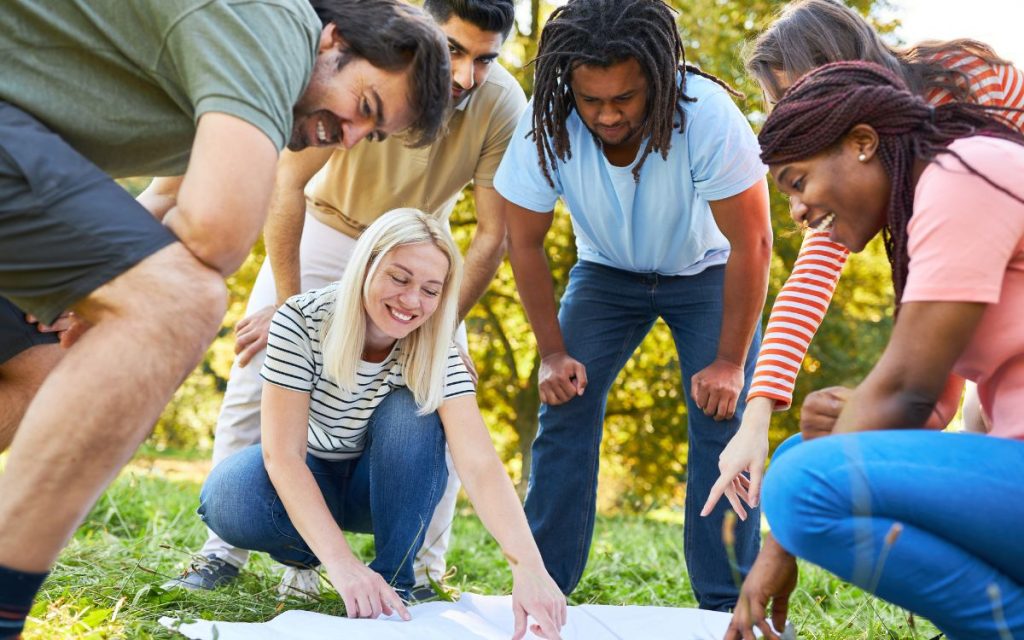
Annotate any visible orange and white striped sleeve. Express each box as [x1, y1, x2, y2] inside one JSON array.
[[747, 230, 849, 410], [927, 52, 1024, 131]]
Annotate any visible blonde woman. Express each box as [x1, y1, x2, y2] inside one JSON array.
[[199, 209, 565, 639]]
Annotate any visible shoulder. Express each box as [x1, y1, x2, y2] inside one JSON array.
[[467, 63, 528, 120], [282, 282, 338, 327], [680, 72, 742, 120]]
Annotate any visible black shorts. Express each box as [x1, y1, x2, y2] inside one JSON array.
[[0, 297, 59, 364], [0, 101, 177, 352]]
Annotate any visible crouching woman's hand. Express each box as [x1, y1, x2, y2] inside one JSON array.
[[510, 561, 566, 640]]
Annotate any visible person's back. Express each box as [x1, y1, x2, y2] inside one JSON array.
[[1, 0, 319, 176]]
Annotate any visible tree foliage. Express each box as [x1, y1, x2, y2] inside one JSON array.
[[148, 0, 897, 512]]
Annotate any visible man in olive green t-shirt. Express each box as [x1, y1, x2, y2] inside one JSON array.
[[0, 1, 450, 635], [167, 0, 527, 599]]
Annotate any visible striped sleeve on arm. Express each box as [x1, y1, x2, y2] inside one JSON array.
[[260, 301, 316, 393], [926, 52, 1024, 131], [747, 230, 849, 409], [442, 345, 476, 400]]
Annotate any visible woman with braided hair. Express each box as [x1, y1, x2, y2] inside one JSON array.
[[703, 0, 1024, 520], [725, 60, 1024, 640]]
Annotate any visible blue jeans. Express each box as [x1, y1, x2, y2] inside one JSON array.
[[764, 431, 1024, 639], [198, 389, 449, 592], [523, 260, 762, 610]]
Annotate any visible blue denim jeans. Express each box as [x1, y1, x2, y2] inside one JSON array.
[[198, 388, 449, 592], [523, 260, 762, 610], [765, 431, 1024, 639]]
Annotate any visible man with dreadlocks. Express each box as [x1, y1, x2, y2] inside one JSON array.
[[493, 0, 772, 610], [725, 60, 1024, 640]]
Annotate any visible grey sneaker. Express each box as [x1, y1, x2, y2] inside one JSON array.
[[162, 554, 240, 591]]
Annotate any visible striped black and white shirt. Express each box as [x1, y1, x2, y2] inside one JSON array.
[[260, 283, 476, 460]]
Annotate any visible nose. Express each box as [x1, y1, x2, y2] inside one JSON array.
[[596, 103, 621, 126], [341, 120, 375, 149], [788, 194, 809, 225], [397, 289, 420, 309], [453, 58, 475, 93]]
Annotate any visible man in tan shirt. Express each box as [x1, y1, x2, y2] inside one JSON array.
[[166, 0, 526, 597]]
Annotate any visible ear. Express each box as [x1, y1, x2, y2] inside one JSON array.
[[843, 124, 881, 162], [318, 22, 348, 54]]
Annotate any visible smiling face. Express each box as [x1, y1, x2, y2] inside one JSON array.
[[441, 16, 504, 106], [569, 58, 649, 157], [363, 242, 451, 354], [289, 25, 416, 151], [769, 126, 891, 252]]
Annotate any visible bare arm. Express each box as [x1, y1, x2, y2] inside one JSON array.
[[264, 147, 335, 305], [506, 201, 587, 405], [458, 185, 508, 321], [261, 383, 409, 620], [438, 395, 565, 640], [835, 301, 985, 433], [163, 113, 279, 276], [137, 176, 184, 220], [693, 179, 773, 420]]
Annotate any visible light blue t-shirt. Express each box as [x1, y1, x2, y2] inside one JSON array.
[[494, 73, 766, 276]]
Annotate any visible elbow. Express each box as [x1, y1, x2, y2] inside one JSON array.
[[173, 208, 259, 276]]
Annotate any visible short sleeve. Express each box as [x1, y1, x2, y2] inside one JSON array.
[[493, 102, 562, 213], [686, 89, 767, 201], [159, 2, 318, 150], [442, 345, 476, 400], [261, 301, 316, 393], [473, 73, 528, 187], [903, 141, 1024, 304]]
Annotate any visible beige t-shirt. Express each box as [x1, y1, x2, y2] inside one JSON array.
[[304, 63, 526, 236]]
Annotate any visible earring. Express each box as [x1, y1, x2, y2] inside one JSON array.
[[858, 153, 868, 162]]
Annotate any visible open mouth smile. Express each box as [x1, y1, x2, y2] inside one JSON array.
[[809, 212, 836, 232], [387, 305, 415, 323]]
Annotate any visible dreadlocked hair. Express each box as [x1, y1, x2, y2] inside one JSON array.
[[530, 0, 739, 184], [759, 61, 1024, 302]]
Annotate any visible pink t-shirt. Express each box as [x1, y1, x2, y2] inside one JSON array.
[[903, 136, 1024, 440]]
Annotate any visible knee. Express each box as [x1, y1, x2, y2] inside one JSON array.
[[199, 446, 269, 539], [370, 389, 443, 447], [80, 243, 227, 342], [762, 439, 842, 556]]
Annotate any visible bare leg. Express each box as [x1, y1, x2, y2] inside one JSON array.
[[0, 243, 226, 571], [0, 344, 62, 451]]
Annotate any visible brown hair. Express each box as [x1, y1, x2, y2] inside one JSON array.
[[758, 61, 1024, 301], [745, 0, 1011, 106]]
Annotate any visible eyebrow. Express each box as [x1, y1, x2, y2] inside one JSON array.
[[776, 166, 791, 186], [391, 263, 444, 287], [370, 88, 386, 126], [447, 36, 499, 61]]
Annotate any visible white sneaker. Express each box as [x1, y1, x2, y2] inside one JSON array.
[[277, 566, 321, 601]]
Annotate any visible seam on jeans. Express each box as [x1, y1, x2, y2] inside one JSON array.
[[568, 317, 647, 589]]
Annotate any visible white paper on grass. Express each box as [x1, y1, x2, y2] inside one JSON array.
[[159, 592, 754, 640]]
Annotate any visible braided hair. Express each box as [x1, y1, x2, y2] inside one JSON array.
[[530, 0, 738, 184], [759, 61, 1024, 301]]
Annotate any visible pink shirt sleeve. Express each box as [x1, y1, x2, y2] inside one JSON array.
[[902, 138, 1024, 304]]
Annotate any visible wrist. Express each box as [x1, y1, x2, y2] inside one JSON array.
[[713, 354, 745, 369]]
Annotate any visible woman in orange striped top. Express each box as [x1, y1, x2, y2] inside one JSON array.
[[702, 0, 1024, 519]]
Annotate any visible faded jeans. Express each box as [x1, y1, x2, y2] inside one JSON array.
[[523, 260, 762, 610], [765, 430, 1024, 639], [199, 388, 449, 593]]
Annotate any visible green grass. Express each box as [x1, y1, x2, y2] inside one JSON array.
[[27, 459, 940, 639]]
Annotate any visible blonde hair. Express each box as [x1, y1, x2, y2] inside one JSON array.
[[319, 208, 463, 414]]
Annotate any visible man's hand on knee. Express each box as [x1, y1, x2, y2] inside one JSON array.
[[690, 358, 744, 421], [538, 352, 587, 405], [234, 305, 276, 367]]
